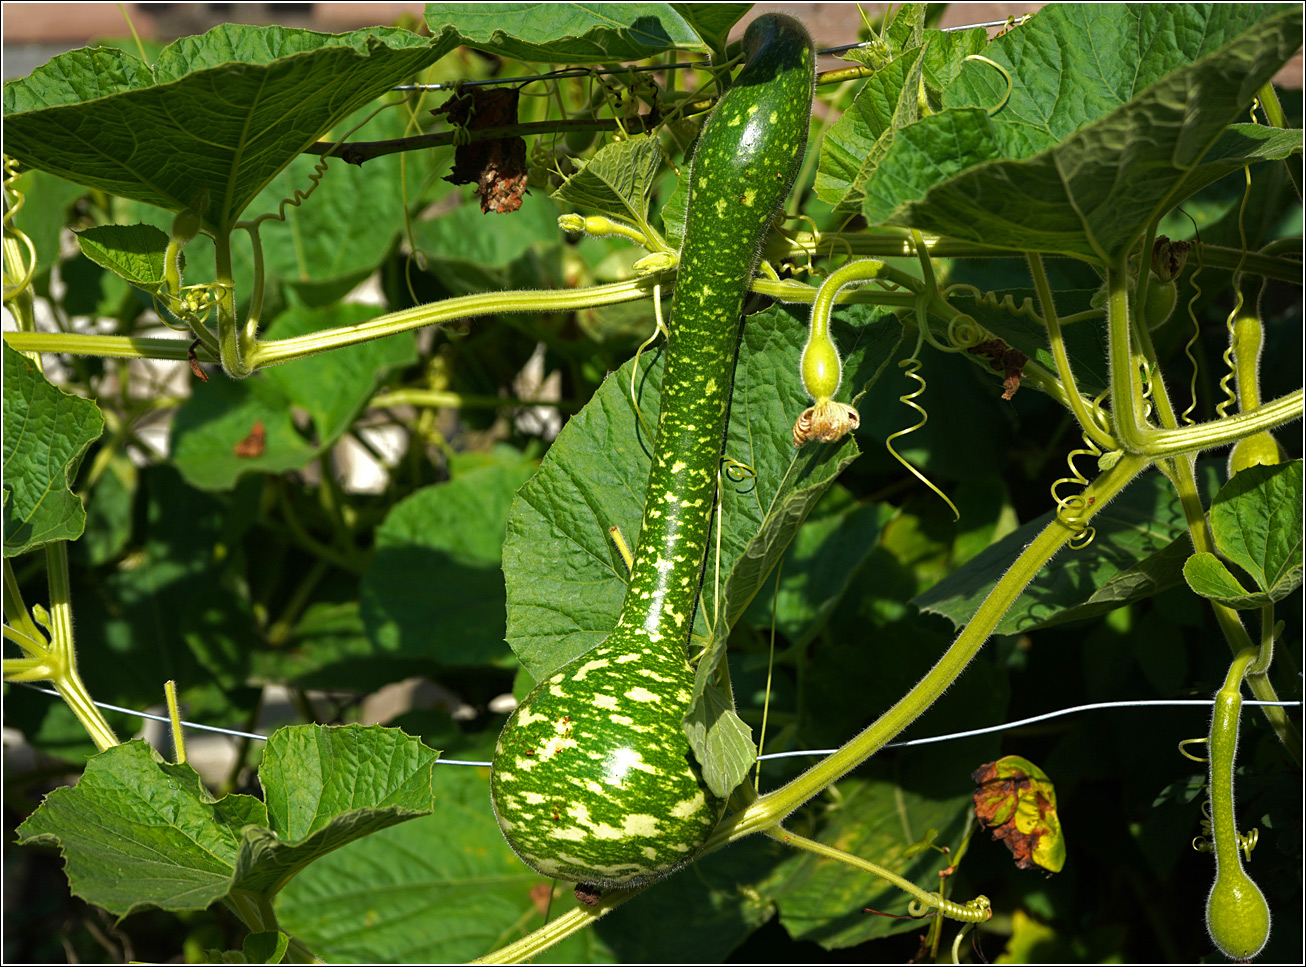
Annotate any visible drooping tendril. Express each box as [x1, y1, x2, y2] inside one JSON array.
[[1216, 167, 1255, 419], [886, 331, 961, 522], [1179, 236, 1205, 425]]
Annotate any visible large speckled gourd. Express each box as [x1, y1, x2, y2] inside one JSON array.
[[490, 13, 815, 889]]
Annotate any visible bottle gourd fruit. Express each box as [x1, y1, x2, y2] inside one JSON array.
[[490, 14, 815, 888]]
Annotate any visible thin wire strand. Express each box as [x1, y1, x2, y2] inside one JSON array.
[[754, 699, 1300, 760], [11, 683, 1296, 767], [9, 683, 493, 766], [393, 19, 1030, 91]]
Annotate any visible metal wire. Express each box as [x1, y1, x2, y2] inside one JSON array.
[[392, 17, 1031, 91], [11, 681, 1296, 767]]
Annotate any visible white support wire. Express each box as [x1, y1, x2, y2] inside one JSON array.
[[11, 681, 1297, 768]]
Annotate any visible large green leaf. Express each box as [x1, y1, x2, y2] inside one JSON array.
[[2, 24, 451, 231], [423, 3, 711, 62], [2, 342, 104, 556], [861, 5, 1303, 261], [813, 7, 988, 211], [15, 727, 439, 916], [361, 455, 539, 667], [915, 463, 1223, 634], [502, 303, 902, 683]]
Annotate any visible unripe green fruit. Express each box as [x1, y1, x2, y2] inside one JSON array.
[[1206, 866, 1271, 960], [170, 208, 203, 245], [1143, 278, 1178, 330], [1229, 432, 1286, 475], [800, 332, 841, 401]]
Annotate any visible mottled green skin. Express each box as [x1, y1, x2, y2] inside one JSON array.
[[491, 14, 814, 888]]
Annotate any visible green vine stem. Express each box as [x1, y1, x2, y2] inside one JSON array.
[[1105, 256, 1299, 754], [711, 455, 1151, 846], [1027, 253, 1118, 452], [471, 891, 636, 964], [1, 274, 919, 368], [2, 550, 118, 752], [213, 231, 253, 378], [1106, 261, 1304, 456]]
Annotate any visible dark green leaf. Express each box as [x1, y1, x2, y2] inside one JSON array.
[[2, 25, 451, 230], [361, 456, 539, 667], [423, 2, 709, 62], [2, 342, 103, 556], [170, 303, 414, 490], [862, 6, 1302, 261]]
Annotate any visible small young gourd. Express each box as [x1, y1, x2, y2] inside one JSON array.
[[1204, 649, 1271, 961], [490, 13, 815, 889]]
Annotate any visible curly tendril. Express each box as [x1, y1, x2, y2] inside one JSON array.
[[1179, 237, 1205, 425], [943, 283, 1045, 330], [2, 156, 39, 302], [1193, 797, 1260, 863], [1051, 425, 1103, 549], [628, 282, 670, 441], [886, 341, 961, 521], [721, 456, 756, 486], [1216, 167, 1254, 419], [961, 54, 1013, 116]]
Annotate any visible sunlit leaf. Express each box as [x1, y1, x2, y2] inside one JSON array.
[[2, 342, 103, 556]]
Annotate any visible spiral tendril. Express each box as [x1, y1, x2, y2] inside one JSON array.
[[944, 283, 1044, 328], [1179, 241, 1205, 425], [3, 156, 39, 302], [1194, 797, 1259, 861], [629, 283, 670, 441], [1051, 427, 1102, 550], [1216, 167, 1254, 419], [885, 352, 961, 521]]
